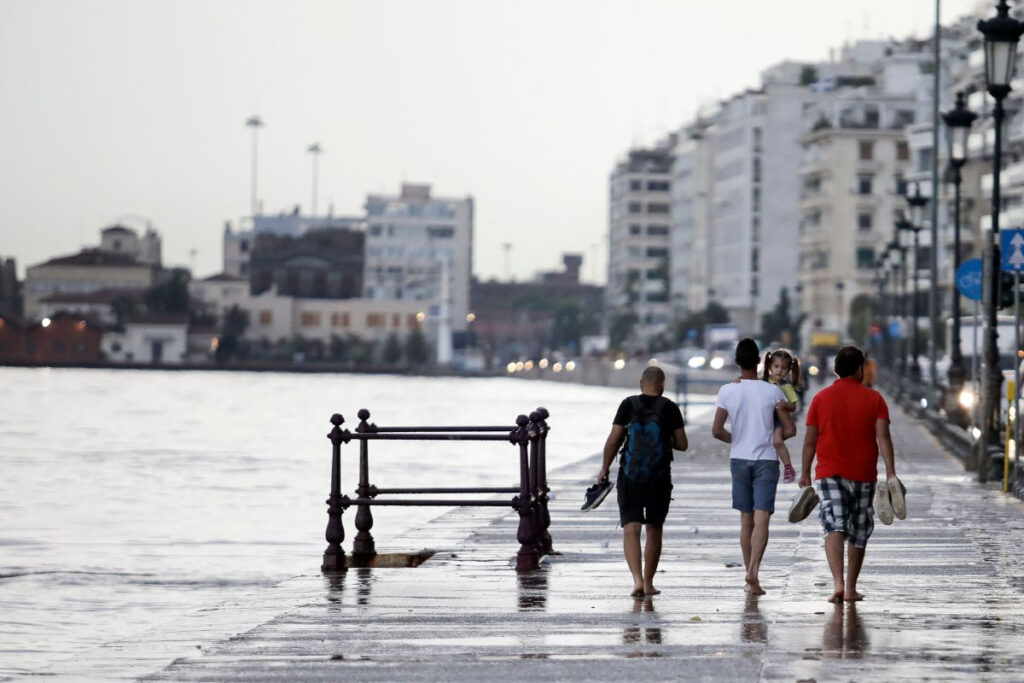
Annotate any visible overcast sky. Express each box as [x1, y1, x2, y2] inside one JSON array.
[[1, 0, 985, 284]]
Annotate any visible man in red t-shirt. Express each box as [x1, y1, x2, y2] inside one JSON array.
[[798, 345, 897, 604]]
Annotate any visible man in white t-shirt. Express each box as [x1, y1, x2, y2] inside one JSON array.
[[712, 338, 796, 595]]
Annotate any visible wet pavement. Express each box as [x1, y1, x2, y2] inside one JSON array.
[[40, 395, 1024, 681]]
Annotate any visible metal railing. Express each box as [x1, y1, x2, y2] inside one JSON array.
[[321, 407, 552, 573]]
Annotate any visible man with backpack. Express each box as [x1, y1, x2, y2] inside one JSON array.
[[597, 366, 688, 598], [712, 338, 796, 595]]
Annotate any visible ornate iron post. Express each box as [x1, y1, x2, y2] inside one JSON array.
[[535, 406, 553, 555], [322, 413, 351, 572], [513, 414, 539, 571], [353, 408, 377, 562]]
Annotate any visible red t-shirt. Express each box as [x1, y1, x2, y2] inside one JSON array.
[[805, 377, 890, 483]]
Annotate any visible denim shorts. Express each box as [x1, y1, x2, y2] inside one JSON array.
[[730, 459, 780, 514]]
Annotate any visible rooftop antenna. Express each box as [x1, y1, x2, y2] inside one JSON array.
[[245, 115, 264, 219], [307, 142, 322, 217]]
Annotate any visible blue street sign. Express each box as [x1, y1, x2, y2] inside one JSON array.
[[1002, 229, 1024, 271], [956, 257, 983, 301], [888, 319, 902, 339]]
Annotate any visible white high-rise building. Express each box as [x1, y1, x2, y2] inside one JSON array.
[[364, 183, 474, 333], [607, 136, 676, 348]]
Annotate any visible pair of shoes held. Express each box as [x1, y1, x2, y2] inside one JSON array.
[[788, 485, 819, 523], [581, 477, 614, 512], [875, 476, 906, 525]]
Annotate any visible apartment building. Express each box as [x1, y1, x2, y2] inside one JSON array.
[[798, 88, 920, 346], [607, 136, 676, 347], [364, 183, 474, 333]]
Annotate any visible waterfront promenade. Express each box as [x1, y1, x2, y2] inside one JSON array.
[[40, 395, 1024, 682]]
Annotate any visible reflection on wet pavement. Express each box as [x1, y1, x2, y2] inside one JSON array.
[[740, 593, 767, 644], [516, 569, 548, 611], [821, 603, 868, 659]]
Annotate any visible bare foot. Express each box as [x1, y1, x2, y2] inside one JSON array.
[[828, 589, 844, 603], [744, 577, 766, 595], [844, 591, 864, 602], [630, 586, 645, 598], [644, 586, 661, 596]]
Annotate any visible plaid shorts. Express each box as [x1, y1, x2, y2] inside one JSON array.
[[818, 476, 876, 548]]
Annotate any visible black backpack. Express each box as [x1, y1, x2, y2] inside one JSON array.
[[620, 396, 671, 482]]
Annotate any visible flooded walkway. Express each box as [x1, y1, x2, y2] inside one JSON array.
[[43, 398, 1024, 681]]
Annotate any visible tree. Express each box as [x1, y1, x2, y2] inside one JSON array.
[[609, 310, 638, 351], [405, 327, 431, 366], [144, 268, 190, 314], [383, 333, 403, 365], [673, 301, 731, 346], [215, 305, 249, 363], [759, 288, 802, 348]]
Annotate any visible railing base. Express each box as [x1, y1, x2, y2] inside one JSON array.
[[343, 549, 435, 569], [321, 549, 347, 572]]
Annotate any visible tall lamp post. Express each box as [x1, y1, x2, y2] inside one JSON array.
[[245, 115, 264, 219], [896, 213, 917, 382], [886, 240, 902, 370], [906, 184, 930, 383], [942, 92, 978, 396], [836, 281, 846, 342], [307, 142, 322, 217], [977, 0, 1023, 482]]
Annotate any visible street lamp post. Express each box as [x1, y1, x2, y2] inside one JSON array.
[[245, 115, 264, 218], [942, 91, 978, 396], [836, 281, 846, 342], [886, 240, 902, 371], [977, 0, 1024, 482], [307, 142, 322, 217], [906, 184, 930, 384], [896, 215, 915, 383]]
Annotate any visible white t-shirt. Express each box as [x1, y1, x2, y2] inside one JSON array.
[[716, 379, 786, 461]]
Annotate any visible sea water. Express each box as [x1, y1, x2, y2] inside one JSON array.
[[1, 367, 696, 675]]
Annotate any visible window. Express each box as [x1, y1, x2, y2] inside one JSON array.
[[896, 141, 910, 161], [752, 187, 761, 212], [646, 247, 668, 258], [859, 140, 874, 160], [858, 212, 873, 231], [330, 312, 350, 328], [647, 225, 669, 236], [369, 224, 383, 236], [427, 226, 455, 238], [240, 240, 249, 253], [366, 313, 385, 327], [894, 173, 908, 196], [645, 269, 661, 279], [629, 180, 642, 191], [751, 248, 759, 273], [753, 157, 761, 182], [259, 310, 272, 326], [856, 248, 876, 269], [629, 224, 642, 235], [646, 203, 670, 214], [407, 314, 418, 328], [858, 174, 874, 195], [300, 312, 321, 328], [647, 180, 670, 192], [628, 202, 642, 213], [392, 314, 401, 328]]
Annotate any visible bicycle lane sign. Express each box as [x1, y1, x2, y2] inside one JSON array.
[[956, 257, 983, 301]]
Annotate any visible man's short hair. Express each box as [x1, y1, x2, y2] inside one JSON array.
[[834, 345, 866, 378], [641, 366, 666, 386], [735, 338, 760, 370]]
